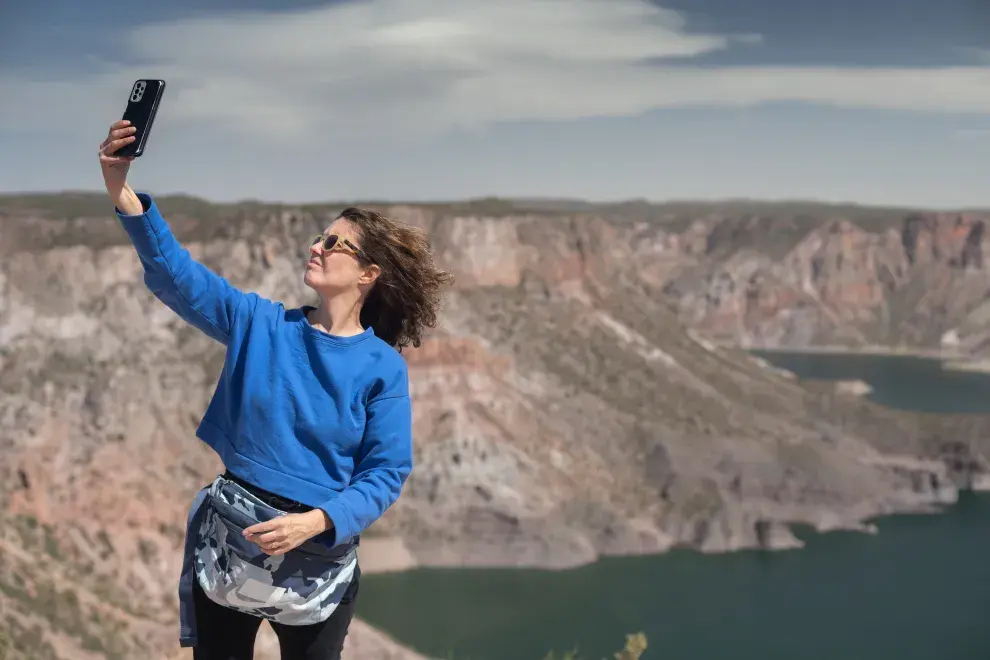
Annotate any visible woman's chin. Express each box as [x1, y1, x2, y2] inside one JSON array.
[[303, 272, 336, 296]]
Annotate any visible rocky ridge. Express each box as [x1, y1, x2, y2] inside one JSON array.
[[658, 206, 990, 352], [2, 193, 990, 659]]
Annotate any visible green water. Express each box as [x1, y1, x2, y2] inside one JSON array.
[[357, 353, 990, 659], [751, 350, 990, 414]]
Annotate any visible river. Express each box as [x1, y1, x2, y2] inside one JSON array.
[[357, 352, 990, 659]]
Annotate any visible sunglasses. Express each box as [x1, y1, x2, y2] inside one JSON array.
[[310, 234, 367, 261]]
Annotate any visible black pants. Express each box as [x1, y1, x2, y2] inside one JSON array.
[[192, 470, 358, 659], [191, 573, 359, 660]]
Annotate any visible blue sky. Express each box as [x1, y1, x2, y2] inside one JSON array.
[[3, 0, 990, 207]]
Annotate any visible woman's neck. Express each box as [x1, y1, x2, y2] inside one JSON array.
[[309, 294, 365, 337]]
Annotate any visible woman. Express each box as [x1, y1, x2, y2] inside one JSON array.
[[98, 120, 451, 660]]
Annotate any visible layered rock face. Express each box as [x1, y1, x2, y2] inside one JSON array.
[[2, 194, 989, 659], [660, 206, 990, 352]]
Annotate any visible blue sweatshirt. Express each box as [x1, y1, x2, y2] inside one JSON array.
[[116, 193, 413, 547]]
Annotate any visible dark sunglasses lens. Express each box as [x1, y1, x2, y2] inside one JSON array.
[[311, 235, 339, 250]]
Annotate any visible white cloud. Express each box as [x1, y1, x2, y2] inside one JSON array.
[[4, 0, 990, 147]]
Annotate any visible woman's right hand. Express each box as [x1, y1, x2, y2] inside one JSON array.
[[99, 120, 142, 214]]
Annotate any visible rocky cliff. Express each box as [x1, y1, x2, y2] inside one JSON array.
[[655, 203, 990, 352], [2, 193, 989, 660]]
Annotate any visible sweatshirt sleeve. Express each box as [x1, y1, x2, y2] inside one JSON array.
[[116, 193, 258, 345], [318, 392, 413, 547]]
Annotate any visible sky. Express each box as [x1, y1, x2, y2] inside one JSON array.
[[2, 0, 990, 207]]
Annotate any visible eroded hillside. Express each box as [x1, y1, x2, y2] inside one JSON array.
[[2, 193, 989, 659]]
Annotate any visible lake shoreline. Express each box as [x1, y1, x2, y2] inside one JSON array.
[[740, 343, 953, 359], [359, 488, 990, 575], [735, 343, 990, 373]]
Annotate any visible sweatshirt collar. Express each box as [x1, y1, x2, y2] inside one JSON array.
[[300, 306, 375, 346]]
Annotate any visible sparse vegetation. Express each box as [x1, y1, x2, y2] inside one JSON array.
[[440, 633, 648, 660], [138, 538, 158, 562], [0, 620, 58, 660], [0, 571, 133, 660], [541, 632, 648, 660], [42, 527, 61, 560], [95, 530, 115, 556], [0, 510, 143, 660]]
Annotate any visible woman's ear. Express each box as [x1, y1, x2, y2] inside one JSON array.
[[359, 263, 381, 286]]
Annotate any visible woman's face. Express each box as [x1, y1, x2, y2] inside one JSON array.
[[303, 217, 372, 296]]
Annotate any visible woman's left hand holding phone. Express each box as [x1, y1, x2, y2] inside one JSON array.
[[98, 119, 142, 215]]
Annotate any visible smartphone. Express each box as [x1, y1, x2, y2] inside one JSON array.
[[117, 79, 166, 158]]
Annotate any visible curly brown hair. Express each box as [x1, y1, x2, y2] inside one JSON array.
[[337, 207, 453, 351]]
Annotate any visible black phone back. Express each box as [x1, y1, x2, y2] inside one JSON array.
[[118, 79, 166, 158]]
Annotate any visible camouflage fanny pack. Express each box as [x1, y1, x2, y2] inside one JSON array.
[[191, 475, 358, 626]]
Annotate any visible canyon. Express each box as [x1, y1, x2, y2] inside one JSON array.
[[2, 192, 990, 659]]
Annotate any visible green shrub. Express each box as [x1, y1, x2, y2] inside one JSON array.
[[449, 632, 649, 660]]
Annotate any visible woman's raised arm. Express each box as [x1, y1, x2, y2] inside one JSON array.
[[99, 120, 262, 345]]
